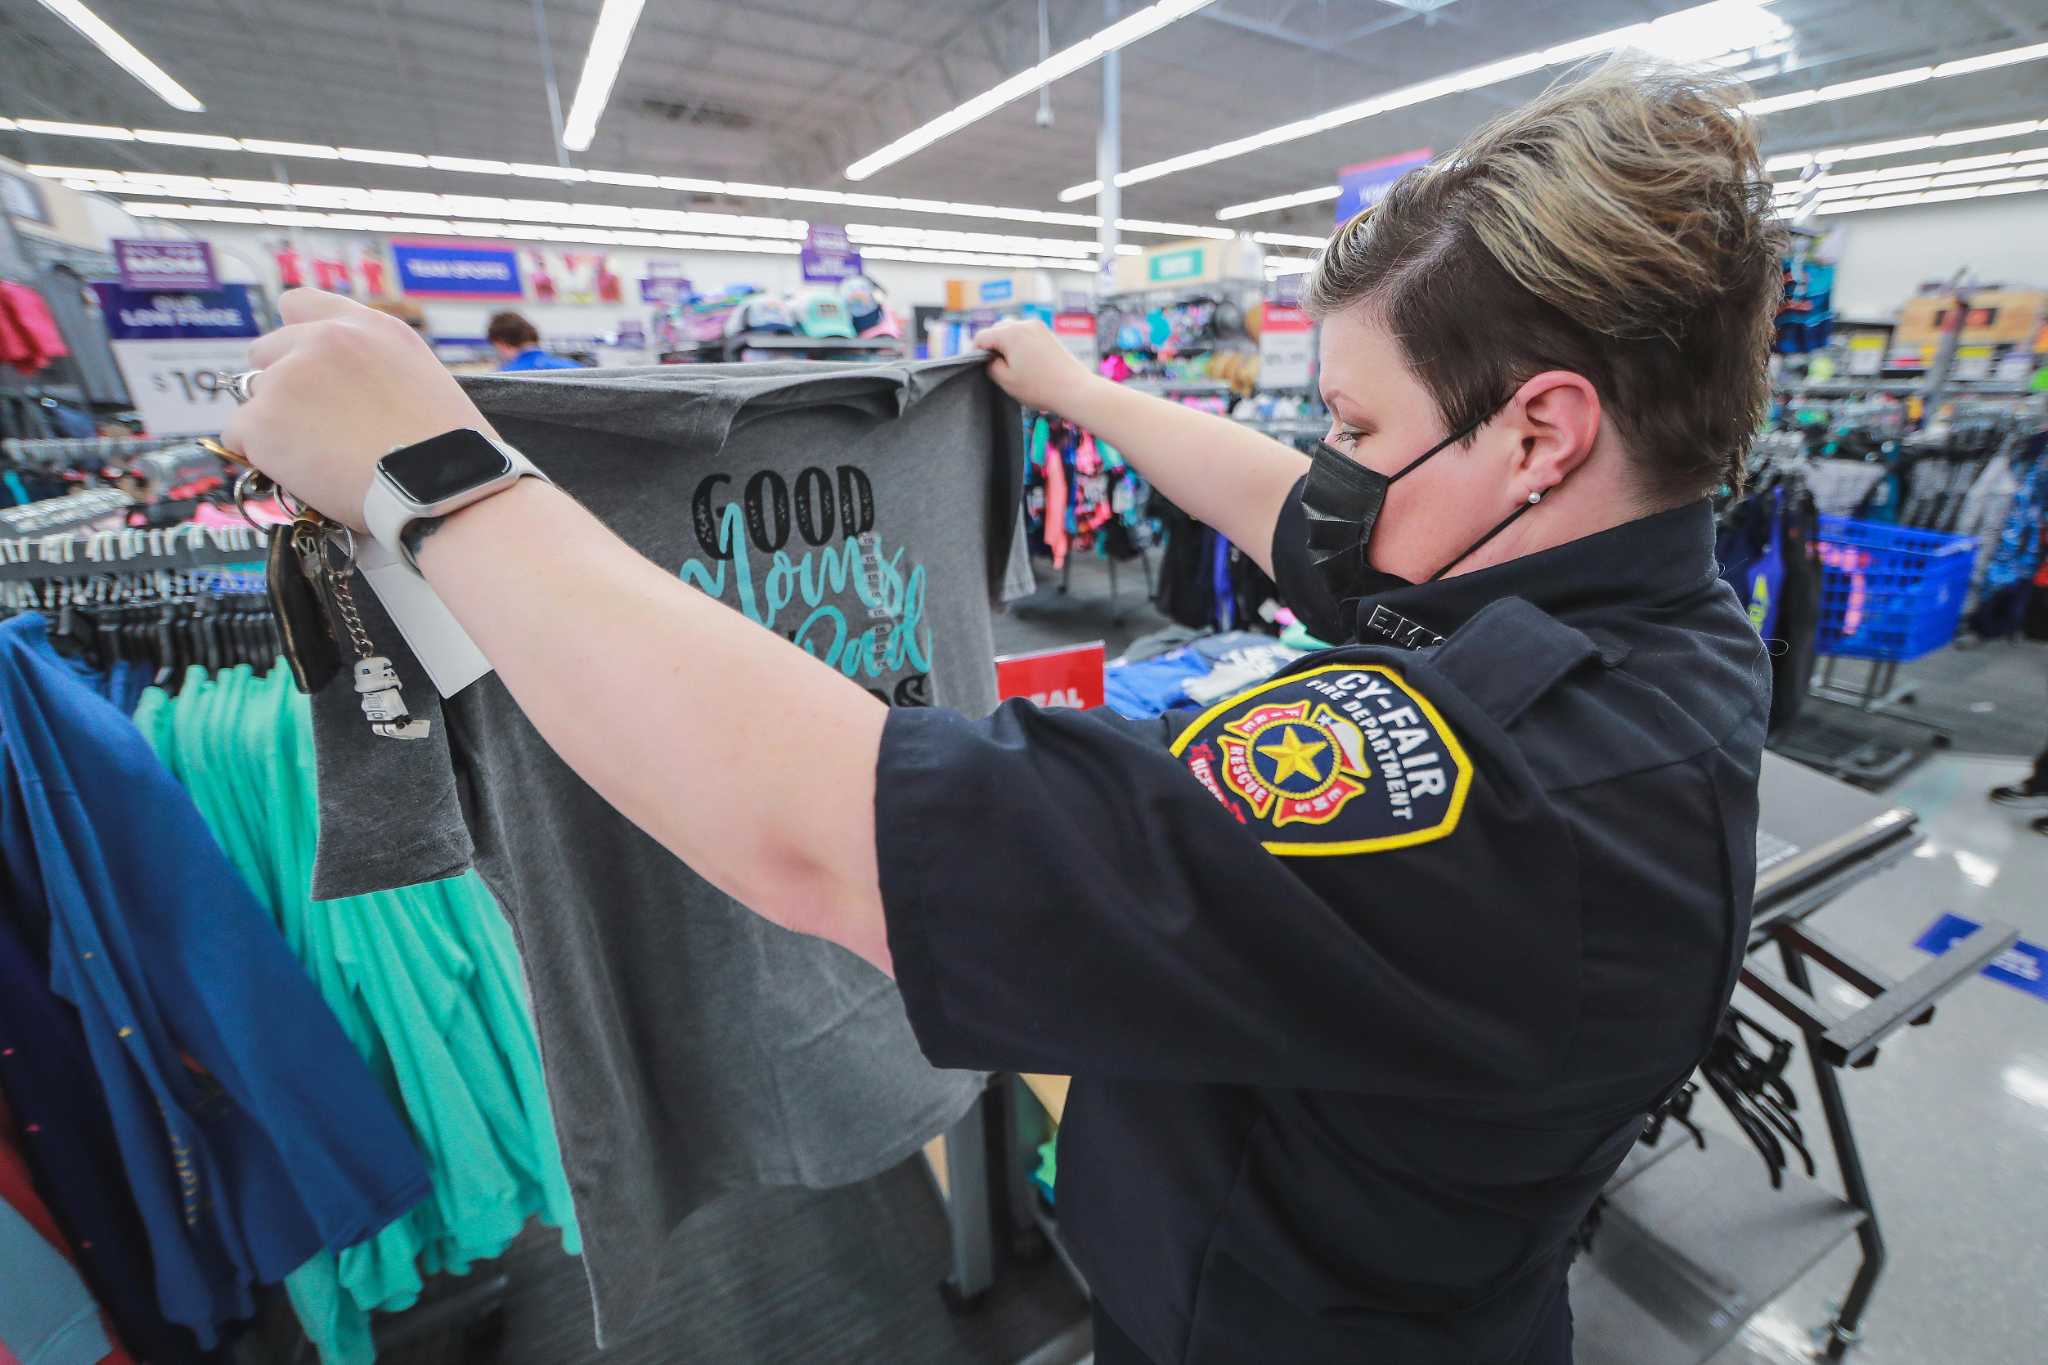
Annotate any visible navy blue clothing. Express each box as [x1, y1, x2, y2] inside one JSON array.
[[498, 346, 584, 371], [878, 499, 1766, 1364], [0, 616, 430, 1348], [0, 888, 206, 1365]]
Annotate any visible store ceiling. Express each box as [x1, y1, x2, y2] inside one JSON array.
[[3, 0, 2044, 244]]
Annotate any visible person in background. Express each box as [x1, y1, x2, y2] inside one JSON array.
[[1991, 743, 2048, 836], [487, 311, 583, 371]]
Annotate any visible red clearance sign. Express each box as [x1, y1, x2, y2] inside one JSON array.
[[996, 641, 1106, 710]]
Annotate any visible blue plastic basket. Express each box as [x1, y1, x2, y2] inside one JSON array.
[[1814, 516, 1977, 662]]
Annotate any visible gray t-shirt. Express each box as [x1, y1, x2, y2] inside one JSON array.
[[307, 356, 1024, 1342]]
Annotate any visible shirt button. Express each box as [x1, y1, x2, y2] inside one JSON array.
[[117, 1027, 134, 1039]]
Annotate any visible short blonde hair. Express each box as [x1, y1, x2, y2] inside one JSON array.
[[1307, 57, 1783, 498]]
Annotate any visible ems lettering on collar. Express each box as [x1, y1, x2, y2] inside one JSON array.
[[1170, 665, 1472, 857]]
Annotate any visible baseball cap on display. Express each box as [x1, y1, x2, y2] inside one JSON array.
[[723, 294, 798, 336], [837, 274, 885, 332], [793, 287, 857, 339]]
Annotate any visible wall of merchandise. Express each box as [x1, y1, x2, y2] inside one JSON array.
[[185, 222, 1061, 340]]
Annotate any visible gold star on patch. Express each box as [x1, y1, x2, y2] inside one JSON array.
[[1257, 725, 1327, 785]]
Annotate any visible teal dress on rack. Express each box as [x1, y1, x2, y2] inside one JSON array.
[[136, 666, 579, 1365]]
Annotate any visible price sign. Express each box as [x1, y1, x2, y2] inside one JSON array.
[[92, 283, 262, 436], [1259, 302, 1315, 390], [996, 641, 1105, 710], [1845, 333, 1886, 377], [1053, 310, 1097, 367]]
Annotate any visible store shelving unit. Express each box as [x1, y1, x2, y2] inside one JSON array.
[[661, 333, 906, 363]]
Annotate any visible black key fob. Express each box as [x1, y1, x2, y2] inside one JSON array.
[[267, 524, 342, 694]]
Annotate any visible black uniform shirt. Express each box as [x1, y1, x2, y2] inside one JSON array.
[[876, 495, 1769, 1364]]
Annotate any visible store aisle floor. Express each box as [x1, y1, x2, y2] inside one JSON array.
[[1707, 752, 2048, 1365], [380, 1157, 1086, 1365]]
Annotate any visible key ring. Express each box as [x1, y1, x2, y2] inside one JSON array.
[[199, 369, 263, 404]]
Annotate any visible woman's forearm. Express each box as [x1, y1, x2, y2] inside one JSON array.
[[413, 479, 895, 973], [1056, 375, 1309, 578]]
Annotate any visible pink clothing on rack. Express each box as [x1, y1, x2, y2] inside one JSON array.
[[190, 499, 290, 529], [0, 283, 67, 374], [1042, 430, 1070, 569]]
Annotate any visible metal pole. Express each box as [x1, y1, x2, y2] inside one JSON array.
[[533, 0, 571, 166], [1096, 0, 1122, 267], [1777, 938, 1886, 1359]]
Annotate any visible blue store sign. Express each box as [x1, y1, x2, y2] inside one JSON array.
[[1335, 147, 1434, 223], [392, 242, 524, 298], [92, 282, 261, 340]]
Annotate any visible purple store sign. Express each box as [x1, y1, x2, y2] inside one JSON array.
[[114, 238, 218, 291], [801, 225, 863, 282]]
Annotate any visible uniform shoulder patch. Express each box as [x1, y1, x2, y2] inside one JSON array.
[[1168, 664, 1473, 856]]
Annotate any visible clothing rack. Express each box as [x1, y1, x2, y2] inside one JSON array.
[[0, 488, 136, 539], [3, 434, 199, 467], [0, 521, 270, 583]]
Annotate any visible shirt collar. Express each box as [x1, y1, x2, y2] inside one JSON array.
[[1350, 499, 1720, 648]]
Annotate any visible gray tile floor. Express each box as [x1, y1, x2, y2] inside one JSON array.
[[1704, 751, 2048, 1365]]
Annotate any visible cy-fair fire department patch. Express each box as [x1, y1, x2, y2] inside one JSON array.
[[1169, 664, 1473, 857]]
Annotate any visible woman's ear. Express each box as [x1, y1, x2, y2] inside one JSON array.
[[1507, 370, 1602, 496]]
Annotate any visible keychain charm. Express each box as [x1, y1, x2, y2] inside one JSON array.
[[323, 528, 431, 741], [352, 657, 431, 740]]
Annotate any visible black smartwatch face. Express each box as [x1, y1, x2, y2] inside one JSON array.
[[381, 429, 514, 505]]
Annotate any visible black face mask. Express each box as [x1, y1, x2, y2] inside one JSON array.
[[1298, 409, 1546, 613]]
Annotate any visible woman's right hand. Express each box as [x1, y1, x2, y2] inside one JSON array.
[[973, 319, 1096, 414]]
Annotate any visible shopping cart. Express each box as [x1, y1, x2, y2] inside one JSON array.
[[1810, 516, 1977, 743]]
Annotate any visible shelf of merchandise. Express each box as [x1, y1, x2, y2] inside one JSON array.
[[1782, 380, 2035, 398], [660, 333, 907, 364], [1121, 378, 1234, 397]]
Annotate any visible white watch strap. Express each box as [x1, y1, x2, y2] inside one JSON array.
[[363, 434, 548, 571]]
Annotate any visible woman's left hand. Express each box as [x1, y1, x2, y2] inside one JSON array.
[[222, 288, 498, 530]]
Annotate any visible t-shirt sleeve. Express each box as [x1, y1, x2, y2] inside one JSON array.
[[1268, 471, 1351, 643], [875, 655, 1583, 1094]]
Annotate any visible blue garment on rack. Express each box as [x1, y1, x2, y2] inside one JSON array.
[[1104, 647, 1214, 719], [0, 1197, 110, 1365], [0, 883, 205, 1365], [1209, 531, 1234, 632], [0, 614, 431, 1348]]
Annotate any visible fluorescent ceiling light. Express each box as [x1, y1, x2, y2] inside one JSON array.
[[509, 162, 589, 181], [115, 199, 1100, 273], [559, 0, 647, 152], [33, 0, 203, 112], [0, 118, 14, 131], [1251, 230, 1328, 248], [1932, 39, 2048, 78], [339, 147, 433, 167], [62, 167, 1130, 258], [16, 118, 132, 140], [1764, 120, 2047, 175], [240, 138, 338, 159], [1264, 255, 1316, 276], [1815, 178, 2046, 215], [135, 128, 240, 150], [1220, 39, 2048, 222], [1738, 41, 2048, 117], [1218, 186, 1342, 221], [1061, 0, 1787, 200], [844, 0, 1217, 180], [428, 154, 512, 174], [8, 117, 1230, 239]]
